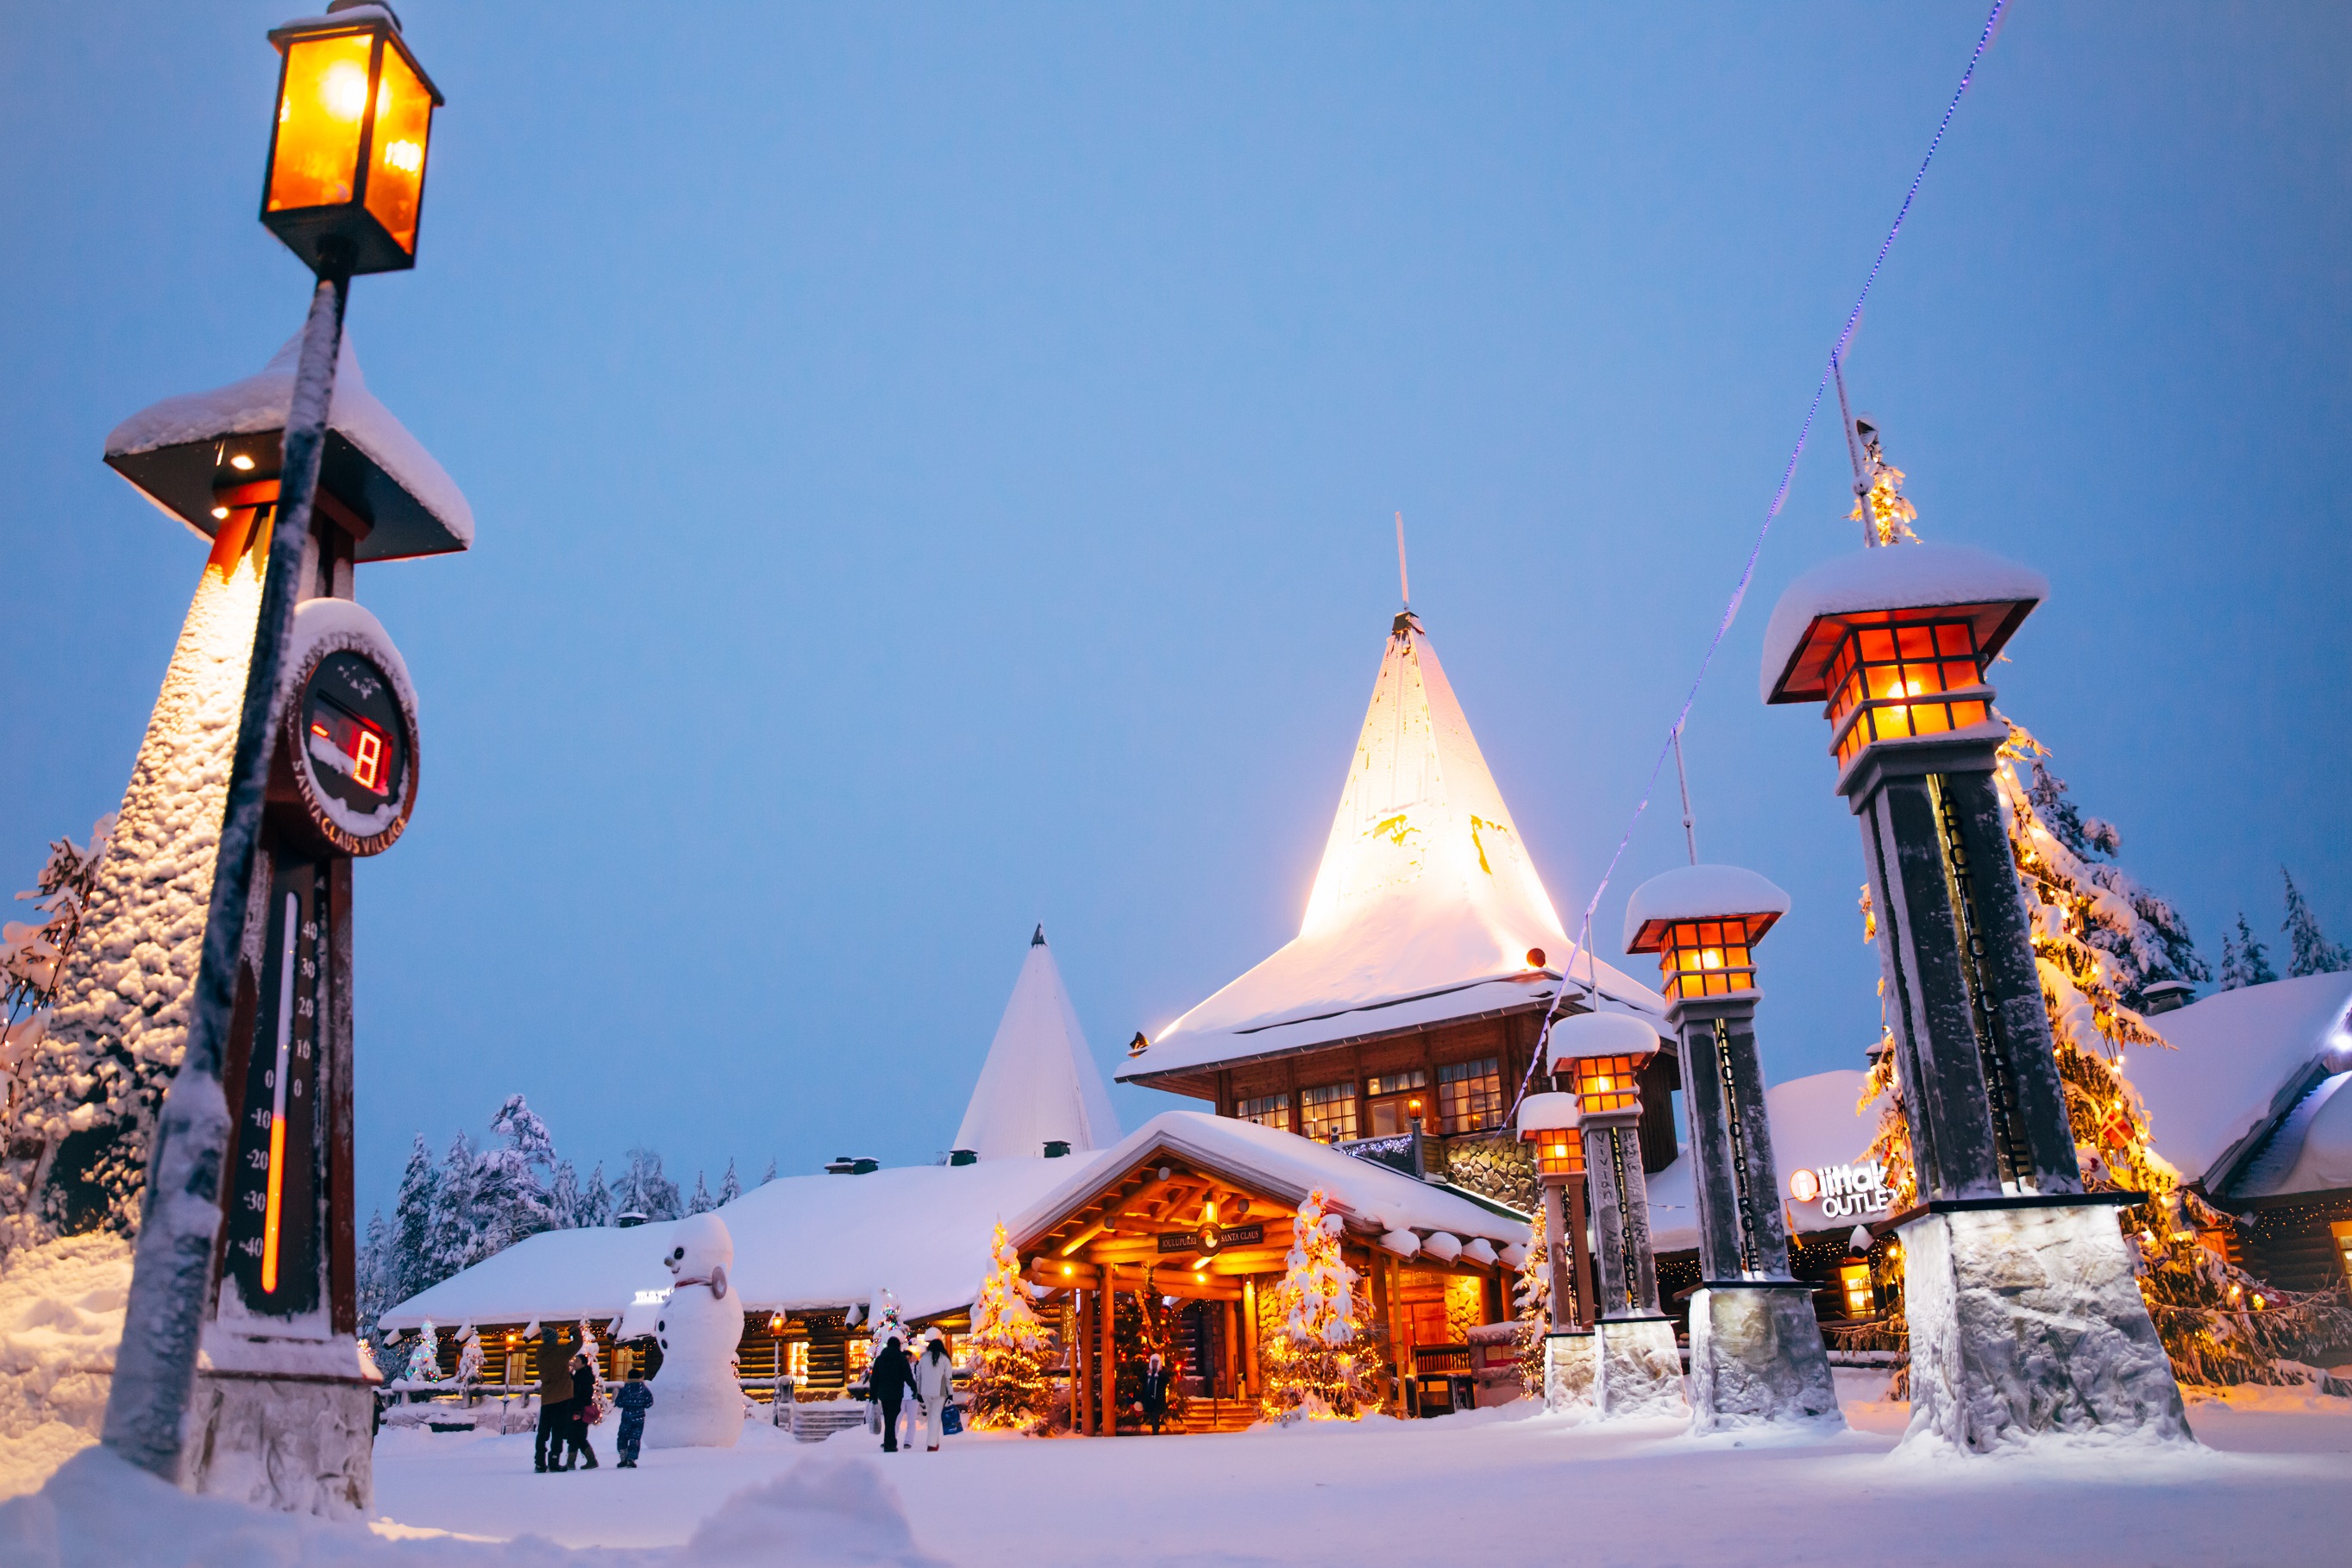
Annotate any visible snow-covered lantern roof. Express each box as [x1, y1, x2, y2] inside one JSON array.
[[1623, 863, 1790, 1003], [103, 328, 474, 564], [1759, 543, 2045, 776], [1546, 1012, 1663, 1126], [1516, 1090, 1584, 1178]]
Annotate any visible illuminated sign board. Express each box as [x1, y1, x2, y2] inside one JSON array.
[[1788, 1159, 1894, 1220]]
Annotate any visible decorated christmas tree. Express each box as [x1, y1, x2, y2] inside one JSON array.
[[1113, 1278, 1190, 1430], [404, 1320, 443, 1385], [1258, 1189, 1373, 1421], [1509, 1200, 1550, 1396], [1847, 446, 2350, 1388], [867, 1289, 907, 1352], [963, 1220, 1056, 1433]]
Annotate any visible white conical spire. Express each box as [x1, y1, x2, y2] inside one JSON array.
[[954, 929, 1120, 1160], [1149, 612, 1652, 1052]]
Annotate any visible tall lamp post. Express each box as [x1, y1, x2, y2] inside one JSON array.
[[1761, 541, 2187, 1452], [1516, 1091, 1597, 1409], [1547, 1012, 1686, 1419], [103, 1, 444, 1493], [1624, 864, 1841, 1431]]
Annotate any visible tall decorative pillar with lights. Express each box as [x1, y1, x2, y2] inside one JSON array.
[[89, 2, 461, 1512], [1548, 1013, 1686, 1419], [1762, 542, 2187, 1452], [1516, 1091, 1596, 1409], [1624, 864, 1841, 1431]]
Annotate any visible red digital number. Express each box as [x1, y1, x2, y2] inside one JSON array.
[[351, 728, 384, 793]]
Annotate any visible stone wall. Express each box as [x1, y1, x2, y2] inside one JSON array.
[[1432, 1131, 1536, 1213]]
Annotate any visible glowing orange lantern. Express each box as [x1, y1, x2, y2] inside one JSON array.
[[1547, 1012, 1662, 1122], [1622, 863, 1791, 1001], [1516, 1092, 1584, 1177], [260, 3, 443, 276]]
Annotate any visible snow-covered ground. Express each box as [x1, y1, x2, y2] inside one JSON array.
[[5, 1370, 2352, 1565], [356, 1372, 2351, 1566]]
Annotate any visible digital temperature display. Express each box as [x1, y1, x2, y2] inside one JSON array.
[[309, 700, 388, 795]]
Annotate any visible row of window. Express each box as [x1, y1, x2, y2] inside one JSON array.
[[1236, 1057, 1506, 1142]]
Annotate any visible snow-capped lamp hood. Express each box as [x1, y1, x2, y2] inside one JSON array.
[[103, 326, 474, 563], [953, 927, 1120, 1160], [1623, 865, 1791, 954], [1759, 543, 2047, 706], [1547, 1010, 1664, 1071]]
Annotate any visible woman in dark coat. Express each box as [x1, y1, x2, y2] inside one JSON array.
[[561, 1352, 600, 1470], [870, 1336, 913, 1453], [1138, 1352, 1171, 1435]]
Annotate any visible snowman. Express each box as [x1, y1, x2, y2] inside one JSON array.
[[647, 1212, 745, 1448]]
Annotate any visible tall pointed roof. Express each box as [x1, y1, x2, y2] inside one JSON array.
[[954, 930, 1121, 1159], [1124, 611, 1662, 1083]]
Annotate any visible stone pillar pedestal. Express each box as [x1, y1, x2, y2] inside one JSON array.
[[1901, 1201, 2191, 1453], [181, 1371, 375, 1518], [1594, 1316, 1686, 1420], [1542, 1331, 1595, 1413], [1686, 1283, 1841, 1433]]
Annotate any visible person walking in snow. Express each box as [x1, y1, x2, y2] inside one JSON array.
[[912, 1330, 955, 1452], [870, 1334, 913, 1453], [1139, 1352, 1170, 1434], [559, 1352, 601, 1470], [533, 1333, 574, 1474], [613, 1362, 654, 1468]]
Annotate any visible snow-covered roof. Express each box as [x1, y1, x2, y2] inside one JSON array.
[[952, 929, 1120, 1160], [104, 328, 474, 563], [1124, 612, 1663, 1083], [1645, 1069, 1879, 1253], [1759, 543, 2048, 706], [1010, 1111, 1530, 1251], [1622, 864, 1791, 953], [2121, 972, 2352, 1193], [379, 1155, 1107, 1331]]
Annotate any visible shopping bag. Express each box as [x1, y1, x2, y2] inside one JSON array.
[[865, 1401, 881, 1435], [940, 1402, 963, 1437]]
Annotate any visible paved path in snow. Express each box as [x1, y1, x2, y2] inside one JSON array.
[[369, 1383, 2352, 1566]]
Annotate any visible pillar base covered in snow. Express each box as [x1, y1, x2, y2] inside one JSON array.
[[181, 1371, 373, 1518], [1543, 1331, 1595, 1413], [1686, 1284, 1841, 1433], [1900, 1201, 2190, 1453], [1594, 1316, 1686, 1420]]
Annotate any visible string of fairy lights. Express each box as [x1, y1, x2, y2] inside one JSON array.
[[1508, 0, 2013, 1120]]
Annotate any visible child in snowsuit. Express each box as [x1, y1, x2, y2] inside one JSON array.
[[614, 1366, 654, 1468]]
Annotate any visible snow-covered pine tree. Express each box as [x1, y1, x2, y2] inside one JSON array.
[[2024, 758, 2210, 1007], [424, 1130, 482, 1283], [1509, 1199, 1550, 1396], [718, 1159, 741, 1207], [455, 1323, 484, 1386], [1258, 1189, 1373, 1421], [387, 1133, 438, 1312], [357, 1208, 393, 1364], [473, 1094, 558, 1255], [575, 1161, 612, 1227], [2220, 913, 2280, 991], [963, 1220, 1055, 1433], [0, 818, 115, 1248], [687, 1170, 714, 1214], [611, 1147, 681, 1221], [762, 1157, 777, 1185], [1847, 448, 2350, 1387], [2281, 869, 2351, 978], [548, 1159, 583, 1228]]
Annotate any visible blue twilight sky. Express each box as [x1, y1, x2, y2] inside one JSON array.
[[3, 3, 2347, 1224]]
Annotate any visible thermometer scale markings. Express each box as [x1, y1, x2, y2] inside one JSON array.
[[260, 891, 298, 1294]]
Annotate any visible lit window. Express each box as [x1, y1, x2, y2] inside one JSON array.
[[2332, 1221, 2352, 1289], [1238, 1093, 1290, 1132], [1366, 1069, 1428, 1135], [1839, 1263, 1874, 1318], [1437, 1057, 1502, 1133], [1301, 1082, 1358, 1144]]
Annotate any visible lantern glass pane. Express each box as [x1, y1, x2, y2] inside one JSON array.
[[365, 42, 432, 255], [268, 34, 375, 211]]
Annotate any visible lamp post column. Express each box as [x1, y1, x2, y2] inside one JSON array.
[[1762, 542, 2188, 1452]]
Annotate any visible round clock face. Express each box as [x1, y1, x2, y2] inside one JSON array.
[[285, 623, 418, 856]]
